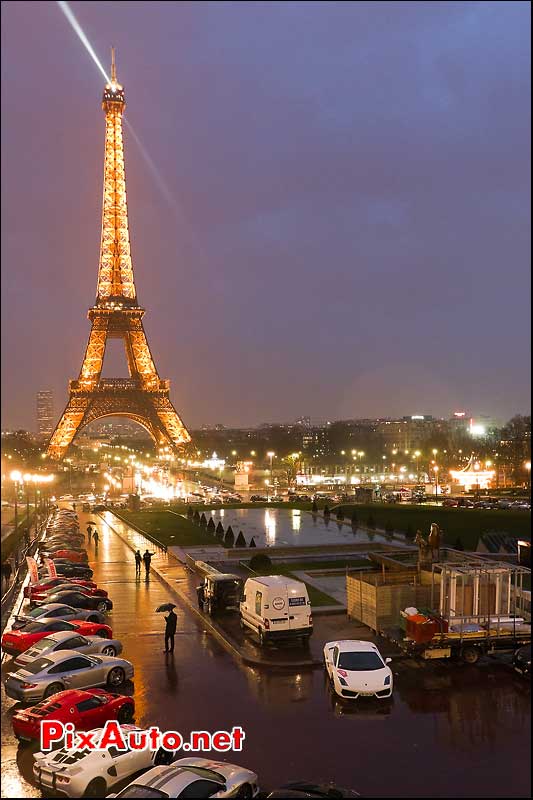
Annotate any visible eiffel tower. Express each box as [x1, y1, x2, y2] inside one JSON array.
[[47, 51, 191, 460]]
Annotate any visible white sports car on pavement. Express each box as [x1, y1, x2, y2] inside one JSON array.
[[33, 725, 175, 797], [324, 640, 393, 700], [108, 759, 259, 798]]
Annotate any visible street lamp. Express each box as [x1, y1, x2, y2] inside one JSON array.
[[10, 470, 22, 534], [414, 451, 421, 482], [267, 452, 275, 487], [525, 461, 531, 489], [433, 465, 439, 503]]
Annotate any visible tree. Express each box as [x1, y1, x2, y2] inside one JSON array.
[[216, 521, 225, 538], [193, 510, 201, 524], [224, 527, 235, 547], [323, 505, 331, 516], [249, 537, 257, 548], [250, 553, 272, 571], [199, 513, 207, 527], [207, 517, 216, 532], [336, 508, 344, 521], [187, 505, 194, 518], [235, 530, 246, 547]]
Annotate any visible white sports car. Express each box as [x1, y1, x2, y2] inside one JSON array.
[[109, 759, 259, 798], [324, 640, 393, 700], [33, 725, 175, 797]]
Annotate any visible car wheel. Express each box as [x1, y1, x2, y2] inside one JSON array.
[[154, 747, 174, 766], [87, 615, 99, 623], [237, 783, 253, 799], [107, 667, 125, 688], [462, 646, 480, 665], [96, 629, 111, 638], [96, 601, 108, 612], [101, 645, 116, 657], [117, 703, 134, 723], [84, 778, 107, 797], [44, 682, 64, 699]]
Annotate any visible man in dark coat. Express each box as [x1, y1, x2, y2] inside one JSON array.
[[143, 550, 154, 575], [164, 608, 177, 653], [134, 550, 142, 576]]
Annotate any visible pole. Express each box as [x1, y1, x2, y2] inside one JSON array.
[[26, 484, 30, 537], [13, 480, 18, 535]]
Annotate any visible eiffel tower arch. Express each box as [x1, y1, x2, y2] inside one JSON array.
[[48, 51, 190, 460]]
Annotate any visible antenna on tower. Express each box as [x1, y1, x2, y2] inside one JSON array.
[[111, 46, 117, 83]]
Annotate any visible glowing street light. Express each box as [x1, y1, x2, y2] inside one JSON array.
[[433, 465, 439, 503], [10, 470, 22, 533]]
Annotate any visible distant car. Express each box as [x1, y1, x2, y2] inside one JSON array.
[[108, 758, 259, 799], [34, 591, 112, 613], [267, 783, 360, 798], [12, 604, 105, 629], [1, 619, 112, 655], [250, 495, 268, 502], [4, 650, 134, 703], [324, 640, 393, 700], [270, 495, 284, 502], [513, 645, 531, 677], [295, 495, 312, 502], [91, 504, 106, 512], [12, 688, 134, 743], [24, 578, 97, 598], [33, 725, 174, 797], [82, 502, 91, 511]]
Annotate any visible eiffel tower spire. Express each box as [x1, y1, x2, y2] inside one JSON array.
[[47, 57, 191, 460]]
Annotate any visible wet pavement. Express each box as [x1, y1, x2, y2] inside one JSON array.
[[1, 508, 530, 798]]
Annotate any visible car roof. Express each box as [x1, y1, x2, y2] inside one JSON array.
[[35, 631, 86, 644], [247, 575, 307, 590], [135, 762, 232, 792], [328, 640, 381, 653], [208, 573, 241, 581]]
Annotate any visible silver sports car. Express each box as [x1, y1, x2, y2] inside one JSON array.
[[12, 604, 105, 629], [4, 650, 134, 703], [13, 631, 123, 666]]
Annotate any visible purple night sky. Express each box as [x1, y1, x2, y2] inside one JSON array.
[[1, 1, 530, 431]]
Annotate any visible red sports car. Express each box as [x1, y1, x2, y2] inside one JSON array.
[[30, 584, 108, 603], [41, 549, 88, 563], [12, 688, 134, 742], [1, 619, 112, 655], [24, 578, 97, 598]]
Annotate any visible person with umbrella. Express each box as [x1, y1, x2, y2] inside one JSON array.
[[157, 603, 177, 654], [134, 549, 142, 576]]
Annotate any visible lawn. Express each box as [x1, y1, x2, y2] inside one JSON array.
[[336, 503, 531, 551], [115, 510, 215, 548], [240, 560, 358, 607]]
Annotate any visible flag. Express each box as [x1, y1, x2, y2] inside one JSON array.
[[44, 558, 57, 578], [26, 556, 39, 584]]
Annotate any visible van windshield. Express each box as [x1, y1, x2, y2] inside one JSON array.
[[338, 652, 384, 671]]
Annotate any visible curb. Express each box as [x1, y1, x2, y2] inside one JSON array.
[[101, 514, 321, 671]]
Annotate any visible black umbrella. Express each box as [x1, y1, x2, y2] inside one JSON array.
[[86, 521, 98, 525], [156, 603, 176, 612]]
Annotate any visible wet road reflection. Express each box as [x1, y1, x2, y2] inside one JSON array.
[[1, 510, 530, 798]]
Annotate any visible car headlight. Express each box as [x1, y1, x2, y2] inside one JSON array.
[[384, 675, 391, 686], [338, 676, 347, 686]]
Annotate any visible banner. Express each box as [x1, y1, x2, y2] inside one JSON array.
[[26, 556, 39, 585], [44, 558, 57, 578]]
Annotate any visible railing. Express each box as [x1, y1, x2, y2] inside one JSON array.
[[1, 520, 48, 634], [98, 378, 142, 390]]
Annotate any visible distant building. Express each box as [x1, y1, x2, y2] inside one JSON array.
[[36, 391, 54, 436]]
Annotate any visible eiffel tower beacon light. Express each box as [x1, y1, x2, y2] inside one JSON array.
[[47, 50, 191, 460]]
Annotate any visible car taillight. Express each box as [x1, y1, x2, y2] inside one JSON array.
[[56, 776, 71, 784], [337, 669, 348, 678], [264, 619, 270, 629], [19, 682, 38, 689], [308, 615, 313, 624]]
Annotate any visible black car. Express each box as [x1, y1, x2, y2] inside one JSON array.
[[91, 504, 106, 512], [36, 591, 112, 613], [250, 495, 268, 502], [267, 783, 360, 798], [39, 563, 94, 580], [513, 645, 531, 677]]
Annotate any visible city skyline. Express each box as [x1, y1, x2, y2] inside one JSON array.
[[1, 1, 531, 433]]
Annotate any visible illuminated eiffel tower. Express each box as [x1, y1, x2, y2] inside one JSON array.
[[48, 51, 191, 459]]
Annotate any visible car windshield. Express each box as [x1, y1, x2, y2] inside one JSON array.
[[19, 657, 54, 675], [116, 787, 169, 799], [338, 651, 384, 671]]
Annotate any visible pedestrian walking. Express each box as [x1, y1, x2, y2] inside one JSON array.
[[164, 608, 177, 653], [1, 560, 12, 590], [93, 529, 99, 545], [87, 525, 93, 543], [134, 550, 142, 576], [143, 549, 154, 575]]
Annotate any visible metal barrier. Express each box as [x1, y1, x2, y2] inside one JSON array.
[[1, 525, 46, 633]]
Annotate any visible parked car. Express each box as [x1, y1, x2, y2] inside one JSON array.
[[12, 604, 105, 629], [270, 495, 285, 502], [30, 584, 108, 603], [250, 495, 268, 502], [33, 590, 112, 613], [198, 573, 243, 616], [39, 563, 94, 580], [24, 578, 97, 599], [5, 650, 134, 703], [33, 725, 173, 797], [13, 630, 123, 666], [1, 619, 112, 655], [324, 640, 393, 700], [108, 759, 259, 799], [267, 783, 360, 798], [513, 645, 531, 677], [40, 549, 88, 563], [13, 688, 134, 743], [240, 576, 312, 646]]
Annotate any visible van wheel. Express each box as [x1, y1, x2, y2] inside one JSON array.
[[462, 646, 480, 665], [258, 628, 265, 647]]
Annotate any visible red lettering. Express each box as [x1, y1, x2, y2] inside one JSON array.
[[190, 731, 210, 751], [40, 721, 64, 752], [128, 730, 147, 750], [212, 731, 231, 752], [65, 723, 75, 750], [161, 731, 182, 751], [98, 720, 127, 751], [77, 731, 97, 750], [231, 726, 245, 751], [148, 727, 160, 750]]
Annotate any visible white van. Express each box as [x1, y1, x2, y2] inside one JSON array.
[[240, 576, 313, 646]]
